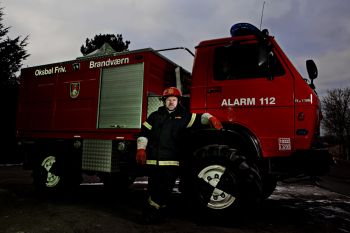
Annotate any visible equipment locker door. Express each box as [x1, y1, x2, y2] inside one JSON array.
[[98, 63, 144, 129]]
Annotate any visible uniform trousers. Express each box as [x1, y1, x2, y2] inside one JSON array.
[[147, 165, 179, 208]]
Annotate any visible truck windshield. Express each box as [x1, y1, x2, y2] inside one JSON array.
[[213, 42, 284, 80]]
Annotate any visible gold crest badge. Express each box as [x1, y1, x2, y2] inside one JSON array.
[[70, 82, 80, 98]]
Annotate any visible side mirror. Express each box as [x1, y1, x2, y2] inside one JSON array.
[[306, 60, 318, 90], [306, 60, 318, 80]]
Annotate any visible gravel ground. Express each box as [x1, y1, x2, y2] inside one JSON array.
[[0, 163, 350, 233]]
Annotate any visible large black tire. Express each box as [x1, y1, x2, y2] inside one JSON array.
[[32, 153, 82, 194], [184, 144, 263, 213], [33, 155, 62, 191], [261, 174, 277, 199]]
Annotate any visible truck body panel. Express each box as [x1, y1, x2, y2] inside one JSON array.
[[17, 49, 185, 142]]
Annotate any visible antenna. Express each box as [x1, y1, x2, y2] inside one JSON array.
[[259, 1, 266, 30]]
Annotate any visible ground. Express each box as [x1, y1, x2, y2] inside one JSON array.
[[0, 162, 350, 233]]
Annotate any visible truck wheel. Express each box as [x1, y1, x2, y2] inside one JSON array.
[[187, 144, 263, 212], [33, 154, 82, 193], [261, 174, 277, 199], [33, 155, 62, 191]]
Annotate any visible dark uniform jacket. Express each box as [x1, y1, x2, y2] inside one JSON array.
[[141, 105, 201, 166]]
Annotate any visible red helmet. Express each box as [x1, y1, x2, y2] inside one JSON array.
[[162, 87, 182, 99]]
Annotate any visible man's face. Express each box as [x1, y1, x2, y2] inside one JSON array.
[[165, 96, 178, 111]]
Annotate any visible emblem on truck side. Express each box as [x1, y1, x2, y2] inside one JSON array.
[[70, 82, 80, 98]]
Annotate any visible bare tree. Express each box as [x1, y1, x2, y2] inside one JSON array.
[[322, 88, 350, 160]]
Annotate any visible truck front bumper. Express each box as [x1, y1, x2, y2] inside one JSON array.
[[270, 148, 333, 177]]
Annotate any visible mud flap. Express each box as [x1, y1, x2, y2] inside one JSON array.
[[306, 149, 333, 176]]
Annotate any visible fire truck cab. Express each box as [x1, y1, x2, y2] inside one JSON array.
[[182, 23, 330, 210]]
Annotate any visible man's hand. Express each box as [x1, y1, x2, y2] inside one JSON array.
[[201, 113, 223, 130], [136, 137, 148, 165], [136, 149, 147, 165], [209, 116, 223, 130]]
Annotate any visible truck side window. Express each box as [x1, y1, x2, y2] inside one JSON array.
[[213, 43, 284, 80]]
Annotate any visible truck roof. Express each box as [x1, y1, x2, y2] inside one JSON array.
[[22, 47, 190, 74], [195, 34, 271, 48]]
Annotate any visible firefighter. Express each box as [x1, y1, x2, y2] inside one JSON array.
[[136, 87, 222, 224]]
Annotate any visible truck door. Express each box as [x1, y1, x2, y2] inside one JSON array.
[[206, 40, 295, 156]]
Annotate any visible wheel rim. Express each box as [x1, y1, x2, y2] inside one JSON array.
[[198, 165, 236, 209], [41, 156, 60, 187]]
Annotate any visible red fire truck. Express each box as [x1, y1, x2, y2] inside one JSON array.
[[16, 23, 330, 212]]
